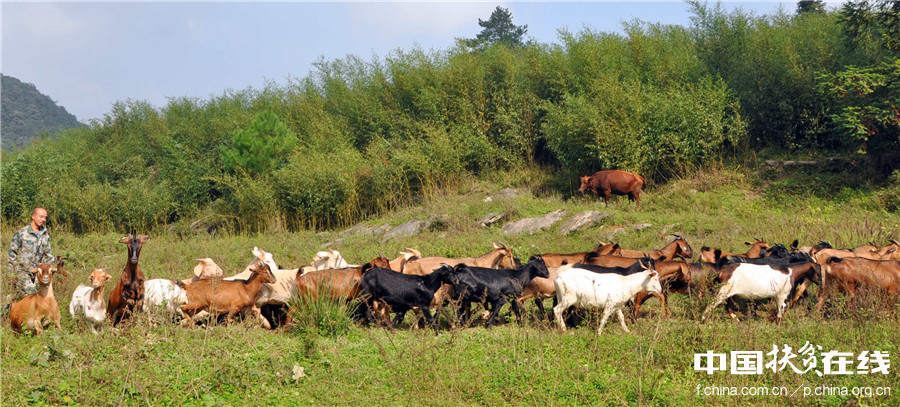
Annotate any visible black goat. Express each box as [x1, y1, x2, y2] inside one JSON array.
[[451, 255, 549, 328], [360, 265, 454, 332], [575, 260, 654, 276]]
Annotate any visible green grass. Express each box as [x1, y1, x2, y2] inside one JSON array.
[[2, 167, 899, 406]]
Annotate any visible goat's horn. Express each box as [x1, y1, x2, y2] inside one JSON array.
[[890, 239, 900, 245]]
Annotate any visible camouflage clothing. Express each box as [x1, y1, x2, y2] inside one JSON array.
[[7, 224, 53, 297]]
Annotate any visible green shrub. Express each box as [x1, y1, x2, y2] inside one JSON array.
[[211, 173, 279, 233], [220, 111, 297, 176], [288, 294, 360, 339]]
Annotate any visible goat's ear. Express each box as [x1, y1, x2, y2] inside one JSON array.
[[887, 246, 898, 255], [138, 234, 150, 243], [30, 267, 40, 274], [119, 235, 133, 244], [493, 242, 500, 249]]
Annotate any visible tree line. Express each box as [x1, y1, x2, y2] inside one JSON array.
[[1, 2, 897, 233]]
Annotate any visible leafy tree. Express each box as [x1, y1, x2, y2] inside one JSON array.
[[817, 0, 899, 160], [466, 6, 528, 49], [797, 1, 826, 14], [220, 111, 297, 176], [838, 0, 900, 60], [818, 59, 899, 154]]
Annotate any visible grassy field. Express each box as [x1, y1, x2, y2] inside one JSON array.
[[2, 167, 899, 406]]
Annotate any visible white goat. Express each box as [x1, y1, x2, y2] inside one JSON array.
[[301, 249, 351, 274], [701, 263, 793, 323], [143, 279, 189, 324], [69, 268, 112, 333], [553, 265, 662, 335], [180, 258, 224, 285]]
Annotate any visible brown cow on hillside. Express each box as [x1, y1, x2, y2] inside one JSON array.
[[578, 170, 645, 207]]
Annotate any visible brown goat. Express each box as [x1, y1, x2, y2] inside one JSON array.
[[108, 235, 149, 326], [295, 255, 391, 301], [817, 257, 900, 312], [179, 255, 277, 327], [631, 260, 693, 317], [699, 239, 769, 263], [389, 248, 421, 274], [10, 258, 65, 335], [618, 236, 694, 261], [540, 242, 621, 268]]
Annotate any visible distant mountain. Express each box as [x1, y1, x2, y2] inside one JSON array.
[[1, 74, 85, 150]]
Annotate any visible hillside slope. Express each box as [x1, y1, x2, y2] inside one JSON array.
[[1, 74, 84, 150]]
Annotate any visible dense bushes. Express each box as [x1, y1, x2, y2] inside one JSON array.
[[2, 4, 893, 233]]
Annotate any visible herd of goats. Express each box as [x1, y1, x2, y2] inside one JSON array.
[[8, 233, 900, 336]]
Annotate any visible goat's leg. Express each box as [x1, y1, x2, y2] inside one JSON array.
[[252, 305, 271, 329], [552, 294, 570, 331], [654, 292, 667, 318], [362, 301, 377, 326], [533, 298, 547, 323], [484, 298, 506, 328], [391, 309, 408, 330], [616, 308, 630, 333], [725, 298, 741, 322], [510, 298, 524, 326], [633, 291, 649, 318], [791, 279, 811, 306], [457, 301, 472, 327], [701, 286, 731, 322], [816, 290, 828, 313], [775, 292, 790, 323], [597, 306, 615, 335], [420, 307, 439, 333]]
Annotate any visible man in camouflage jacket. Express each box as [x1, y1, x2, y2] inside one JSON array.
[[6, 207, 54, 299]]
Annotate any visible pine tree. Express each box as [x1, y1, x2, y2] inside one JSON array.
[[466, 6, 528, 49], [796, 1, 826, 14]]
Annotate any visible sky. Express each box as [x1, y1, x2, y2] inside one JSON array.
[[1, 1, 834, 124]]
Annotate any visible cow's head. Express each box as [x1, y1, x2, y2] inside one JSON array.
[[578, 176, 592, 193]]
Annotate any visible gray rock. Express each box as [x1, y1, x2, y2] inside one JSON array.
[[370, 224, 392, 236], [322, 238, 343, 248], [341, 223, 369, 235], [189, 218, 222, 234], [478, 212, 511, 227], [633, 223, 653, 231], [558, 211, 610, 235], [604, 227, 627, 240], [497, 188, 520, 199], [342, 223, 392, 236], [501, 210, 567, 235], [660, 223, 681, 236], [382, 220, 430, 241]]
